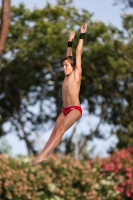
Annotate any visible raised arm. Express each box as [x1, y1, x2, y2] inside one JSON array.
[[75, 23, 88, 74], [66, 31, 75, 56]]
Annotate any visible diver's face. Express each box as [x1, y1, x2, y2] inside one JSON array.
[[63, 60, 74, 76]]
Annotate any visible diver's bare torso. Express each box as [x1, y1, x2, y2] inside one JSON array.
[[62, 70, 82, 107]]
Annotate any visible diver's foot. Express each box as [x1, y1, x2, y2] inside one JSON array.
[[32, 153, 48, 166]]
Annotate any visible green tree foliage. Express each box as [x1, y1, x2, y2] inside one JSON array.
[[0, 0, 92, 155], [113, 14, 133, 149], [0, 138, 12, 154], [1, 0, 133, 156], [81, 14, 133, 151]]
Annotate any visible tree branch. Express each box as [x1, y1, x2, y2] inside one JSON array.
[[79, 105, 108, 153], [0, 0, 13, 56]]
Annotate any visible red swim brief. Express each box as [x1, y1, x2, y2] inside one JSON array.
[[62, 106, 82, 116]]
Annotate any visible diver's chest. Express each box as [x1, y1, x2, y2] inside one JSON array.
[[62, 77, 76, 89]]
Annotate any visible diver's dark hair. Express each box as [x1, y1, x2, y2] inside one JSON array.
[[62, 56, 76, 68]]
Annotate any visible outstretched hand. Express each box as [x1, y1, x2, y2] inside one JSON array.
[[68, 31, 75, 42], [80, 23, 88, 33]]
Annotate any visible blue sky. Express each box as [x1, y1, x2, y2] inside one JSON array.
[[1, 0, 133, 157]]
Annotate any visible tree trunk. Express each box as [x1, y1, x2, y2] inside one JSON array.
[[0, 0, 12, 56]]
